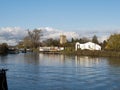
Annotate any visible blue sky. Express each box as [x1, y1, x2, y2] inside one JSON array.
[[0, 0, 120, 32]]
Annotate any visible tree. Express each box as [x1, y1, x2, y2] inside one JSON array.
[[0, 43, 8, 54], [106, 34, 120, 51], [27, 29, 42, 48], [42, 38, 60, 46], [71, 38, 75, 42], [92, 35, 99, 44], [23, 36, 33, 48], [79, 37, 91, 43], [101, 40, 107, 50]]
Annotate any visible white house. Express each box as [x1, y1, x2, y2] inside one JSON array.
[[75, 42, 101, 51]]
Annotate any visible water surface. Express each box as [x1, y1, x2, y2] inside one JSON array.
[[0, 53, 120, 90]]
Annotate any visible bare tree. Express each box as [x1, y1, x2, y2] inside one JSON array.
[[23, 36, 32, 48], [27, 29, 42, 48]]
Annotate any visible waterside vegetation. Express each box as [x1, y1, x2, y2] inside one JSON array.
[[0, 43, 8, 54], [62, 49, 120, 58]]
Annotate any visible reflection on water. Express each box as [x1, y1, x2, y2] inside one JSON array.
[[75, 56, 101, 67], [23, 53, 40, 65], [107, 57, 120, 67], [39, 53, 66, 66], [1, 53, 120, 90]]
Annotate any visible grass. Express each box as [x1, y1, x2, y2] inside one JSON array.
[[62, 49, 120, 57]]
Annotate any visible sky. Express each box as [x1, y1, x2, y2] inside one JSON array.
[[0, 0, 120, 32]]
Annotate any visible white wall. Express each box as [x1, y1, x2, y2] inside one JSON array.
[[75, 42, 101, 51]]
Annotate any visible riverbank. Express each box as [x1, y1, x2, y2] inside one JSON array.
[[62, 50, 120, 57]]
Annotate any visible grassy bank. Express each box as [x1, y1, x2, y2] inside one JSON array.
[[62, 49, 120, 57]]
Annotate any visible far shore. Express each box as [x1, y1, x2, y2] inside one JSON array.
[[1, 49, 120, 58], [39, 50, 120, 58], [61, 50, 120, 58]]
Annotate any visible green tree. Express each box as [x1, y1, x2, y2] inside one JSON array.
[[79, 37, 91, 43], [101, 40, 107, 50], [92, 35, 99, 44], [71, 38, 75, 42], [0, 43, 8, 54], [106, 34, 120, 51], [42, 38, 60, 46]]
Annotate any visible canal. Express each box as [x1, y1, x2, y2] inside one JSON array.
[[0, 53, 120, 90]]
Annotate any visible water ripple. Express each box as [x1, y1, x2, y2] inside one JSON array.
[[1, 54, 120, 90]]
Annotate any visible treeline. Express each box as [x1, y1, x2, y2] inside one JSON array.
[[1, 28, 120, 55], [17, 29, 61, 50], [17, 29, 103, 48], [17, 29, 120, 52]]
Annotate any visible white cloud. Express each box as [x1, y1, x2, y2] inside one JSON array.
[[76, 28, 120, 42], [0, 26, 119, 45], [0, 27, 27, 45], [39, 27, 80, 40]]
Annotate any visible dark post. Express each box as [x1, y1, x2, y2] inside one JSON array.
[[0, 69, 8, 90]]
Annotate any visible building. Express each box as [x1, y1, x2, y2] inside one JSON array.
[[75, 42, 101, 51], [39, 46, 64, 52], [60, 35, 67, 44]]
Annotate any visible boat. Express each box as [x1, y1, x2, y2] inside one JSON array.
[[8, 48, 19, 54]]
